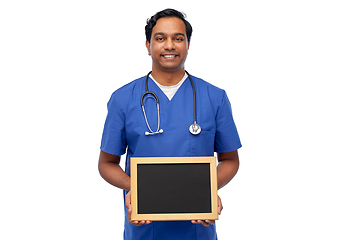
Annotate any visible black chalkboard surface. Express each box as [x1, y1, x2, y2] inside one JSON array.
[[131, 157, 218, 221]]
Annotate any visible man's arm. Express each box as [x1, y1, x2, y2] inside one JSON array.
[[98, 150, 130, 191], [98, 150, 151, 226], [192, 150, 239, 227], [217, 150, 240, 190]]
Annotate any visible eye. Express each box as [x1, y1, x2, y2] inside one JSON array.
[[175, 37, 184, 42], [156, 37, 164, 42]]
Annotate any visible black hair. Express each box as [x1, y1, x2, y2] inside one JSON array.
[[145, 8, 193, 43]]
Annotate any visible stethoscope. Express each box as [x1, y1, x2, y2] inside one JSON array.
[[141, 71, 201, 136]]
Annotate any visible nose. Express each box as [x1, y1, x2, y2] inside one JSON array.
[[163, 38, 175, 50]]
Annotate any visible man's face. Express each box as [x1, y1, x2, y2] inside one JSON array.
[[146, 17, 190, 73]]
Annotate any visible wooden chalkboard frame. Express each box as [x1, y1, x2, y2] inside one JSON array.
[[130, 157, 218, 221]]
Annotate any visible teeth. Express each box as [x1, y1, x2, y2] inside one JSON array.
[[164, 55, 176, 58]]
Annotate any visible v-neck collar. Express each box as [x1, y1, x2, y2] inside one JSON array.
[[149, 73, 188, 101]]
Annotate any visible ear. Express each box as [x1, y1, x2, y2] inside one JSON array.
[[146, 40, 151, 55]]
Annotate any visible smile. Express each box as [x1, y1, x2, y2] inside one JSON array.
[[162, 54, 178, 58]]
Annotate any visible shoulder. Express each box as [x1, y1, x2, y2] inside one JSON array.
[[107, 76, 145, 111], [112, 76, 145, 99], [191, 75, 227, 103]]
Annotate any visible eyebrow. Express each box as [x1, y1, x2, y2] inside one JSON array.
[[153, 32, 186, 38]]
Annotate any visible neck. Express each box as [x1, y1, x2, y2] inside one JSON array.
[[150, 67, 185, 86]]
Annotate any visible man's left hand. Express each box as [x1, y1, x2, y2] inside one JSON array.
[[191, 195, 223, 227]]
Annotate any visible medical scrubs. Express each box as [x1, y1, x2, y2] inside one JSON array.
[[101, 74, 242, 240]]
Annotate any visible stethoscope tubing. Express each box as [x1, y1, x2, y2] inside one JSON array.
[[185, 70, 197, 125], [141, 71, 200, 135]]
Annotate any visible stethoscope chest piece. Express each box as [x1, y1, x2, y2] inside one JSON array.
[[189, 123, 201, 135]]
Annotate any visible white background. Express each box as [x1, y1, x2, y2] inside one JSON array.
[[1, 0, 342, 239]]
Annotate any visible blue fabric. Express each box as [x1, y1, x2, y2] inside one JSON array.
[[101, 74, 242, 240]]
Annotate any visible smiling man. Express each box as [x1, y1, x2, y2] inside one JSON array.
[[98, 8, 242, 240], [146, 16, 190, 85]]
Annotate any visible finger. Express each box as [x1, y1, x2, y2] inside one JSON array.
[[131, 220, 142, 226], [191, 220, 202, 225], [138, 221, 150, 226], [191, 219, 212, 227], [205, 219, 215, 225], [198, 220, 209, 227], [130, 219, 151, 226]]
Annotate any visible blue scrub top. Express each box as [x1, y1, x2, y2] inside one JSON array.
[[101, 74, 242, 240]]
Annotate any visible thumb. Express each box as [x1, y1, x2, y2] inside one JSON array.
[[217, 195, 223, 215], [125, 191, 132, 212]]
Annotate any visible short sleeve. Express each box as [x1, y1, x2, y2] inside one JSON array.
[[214, 91, 242, 153], [100, 92, 127, 155]]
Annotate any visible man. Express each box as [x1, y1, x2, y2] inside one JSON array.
[[98, 8, 241, 240]]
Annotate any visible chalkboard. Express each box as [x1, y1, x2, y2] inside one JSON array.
[[130, 157, 218, 221]]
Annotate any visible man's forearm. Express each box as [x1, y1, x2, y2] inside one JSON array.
[[98, 151, 130, 191], [99, 162, 130, 191]]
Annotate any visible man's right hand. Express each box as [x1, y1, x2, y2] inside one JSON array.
[[125, 191, 152, 226]]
